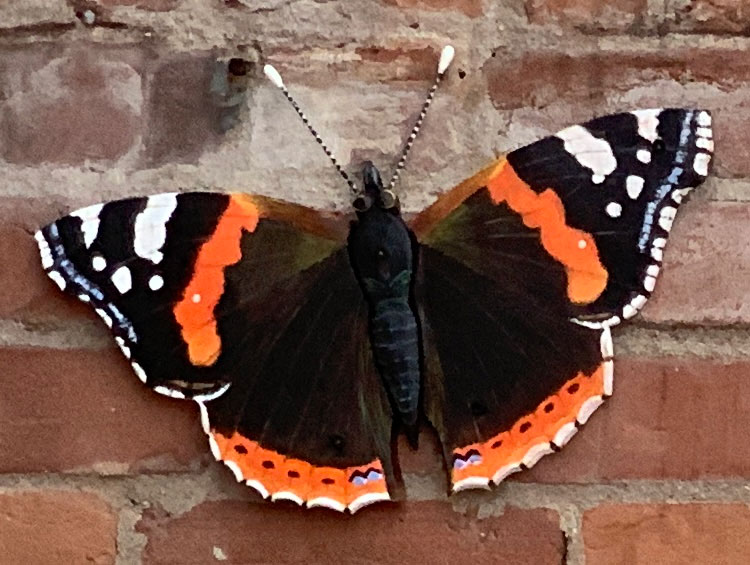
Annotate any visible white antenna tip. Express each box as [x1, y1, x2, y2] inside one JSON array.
[[263, 64, 285, 89], [438, 45, 455, 74]]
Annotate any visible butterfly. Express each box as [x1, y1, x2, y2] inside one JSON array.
[[35, 46, 713, 513]]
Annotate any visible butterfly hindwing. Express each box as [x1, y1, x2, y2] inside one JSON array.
[[412, 108, 711, 489], [37, 193, 396, 512]]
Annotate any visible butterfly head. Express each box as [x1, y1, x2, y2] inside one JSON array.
[[353, 161, 399, 213]]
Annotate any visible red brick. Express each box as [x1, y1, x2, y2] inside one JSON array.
[[644, 202, 750, 324], [670, 0, 750, 34], [0, 45, 144, 165], [522, 359, 750, 482], [484, 48, 750, 112], [525, 0, 646, 29], [584, 504, 750, 564], [139, 501, 563, 564], [0, 199, 90, 321], [381, 0, 483, 18], [0, 346, 205, 473], [0, 491, 116, 565], [145, 54, 237, 166]]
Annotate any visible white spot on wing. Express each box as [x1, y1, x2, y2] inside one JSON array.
[[697, 111, 711, 127], [632, 109, 661, 142], [577, 396, 603, 424], [694, 152, 711, 176], [348, 492, 391, 514], [48, 270, 67, 290], [111, 266, 132, 294], [148, 274, 164, 291], [133, 193, 178, 264], [659, 206, 676, 231], [556, 126, 617, 184], [626, 175, 644, 199], [636, 149, 651, 164], [224, 460, 244, 482], [696, 137, 714, 152], [606, 202, 622, 218], [70, 203, 103, 248], [92, 255, 106, 272], [131, 362, 148, 383]]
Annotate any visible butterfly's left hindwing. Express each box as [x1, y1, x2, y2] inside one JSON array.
[[37, 193, 396, 512], [412, 108, 712, 489]]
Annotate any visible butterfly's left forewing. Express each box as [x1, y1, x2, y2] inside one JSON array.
[[37, 193, 396, 512], [412, 108, 712, 490]]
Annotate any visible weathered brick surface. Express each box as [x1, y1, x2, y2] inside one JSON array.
[[0, 346, 205, 473], [139, 501, 563, 564], [381, 0, 483, 18], [145, 54, 242, 166], [669, 0, 750, 34], [584, 504, 750, 564], [0, 491, 117, 565], [0, 45, 144, 165], [0, 198, 92, 320], [96, 0, 180, 10], [525, 0, 647, 29], [644, 202, 750, 324], [523, 359, 750, 482]]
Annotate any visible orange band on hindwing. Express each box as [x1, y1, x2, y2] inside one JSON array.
[[210, 431, 390, 513], [487, 161, 608, 304], [174, 195, 259, 366]]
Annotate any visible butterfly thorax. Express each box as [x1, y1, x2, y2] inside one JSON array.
[[348, 164, 421, 431]]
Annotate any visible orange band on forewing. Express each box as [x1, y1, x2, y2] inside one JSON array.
[[486, 161, 608, 304], [174, 195, 260, 366]]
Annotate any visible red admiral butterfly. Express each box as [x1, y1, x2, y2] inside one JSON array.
[[36, 46, 713, 513]]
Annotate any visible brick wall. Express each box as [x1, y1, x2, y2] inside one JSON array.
[[0, 1, 748, 564]]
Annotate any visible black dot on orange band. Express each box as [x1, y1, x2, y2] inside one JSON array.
[[234, 445, 248, 454], [288, 470, 300, 479], [568, 383, 580, 394], [544, 402, 555, 413], [519, 422, 531, 433], [321, 478, 335, 485], [262, 460, 275, 469], [491, 439, 503, 449]]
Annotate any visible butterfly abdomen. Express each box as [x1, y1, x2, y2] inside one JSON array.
[[369, 296, 421, 426]]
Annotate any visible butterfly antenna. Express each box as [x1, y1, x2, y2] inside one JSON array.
[[388, 45, 455, 190], [263, 64, 359, 196]]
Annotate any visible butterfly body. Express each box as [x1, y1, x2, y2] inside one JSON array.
[[348, 162, 421, 431]]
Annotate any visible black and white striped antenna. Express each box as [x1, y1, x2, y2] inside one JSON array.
[[263, 64, 359, 196], [388, 45, 455, 190]]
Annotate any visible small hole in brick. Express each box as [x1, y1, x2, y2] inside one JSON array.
[[228, 58, 249, 76], [321, 478, 335, 485], [458, 69, 466, 79], [234, 444, 248, 454], [544, 402, 555, 413], [491, 440, 503, 449], [567, 383, 580, 394], [262, 460, 275, 469], [519, 422, 531, 433], [409, 22, 420, 29], [288, 470, 300, 479]]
